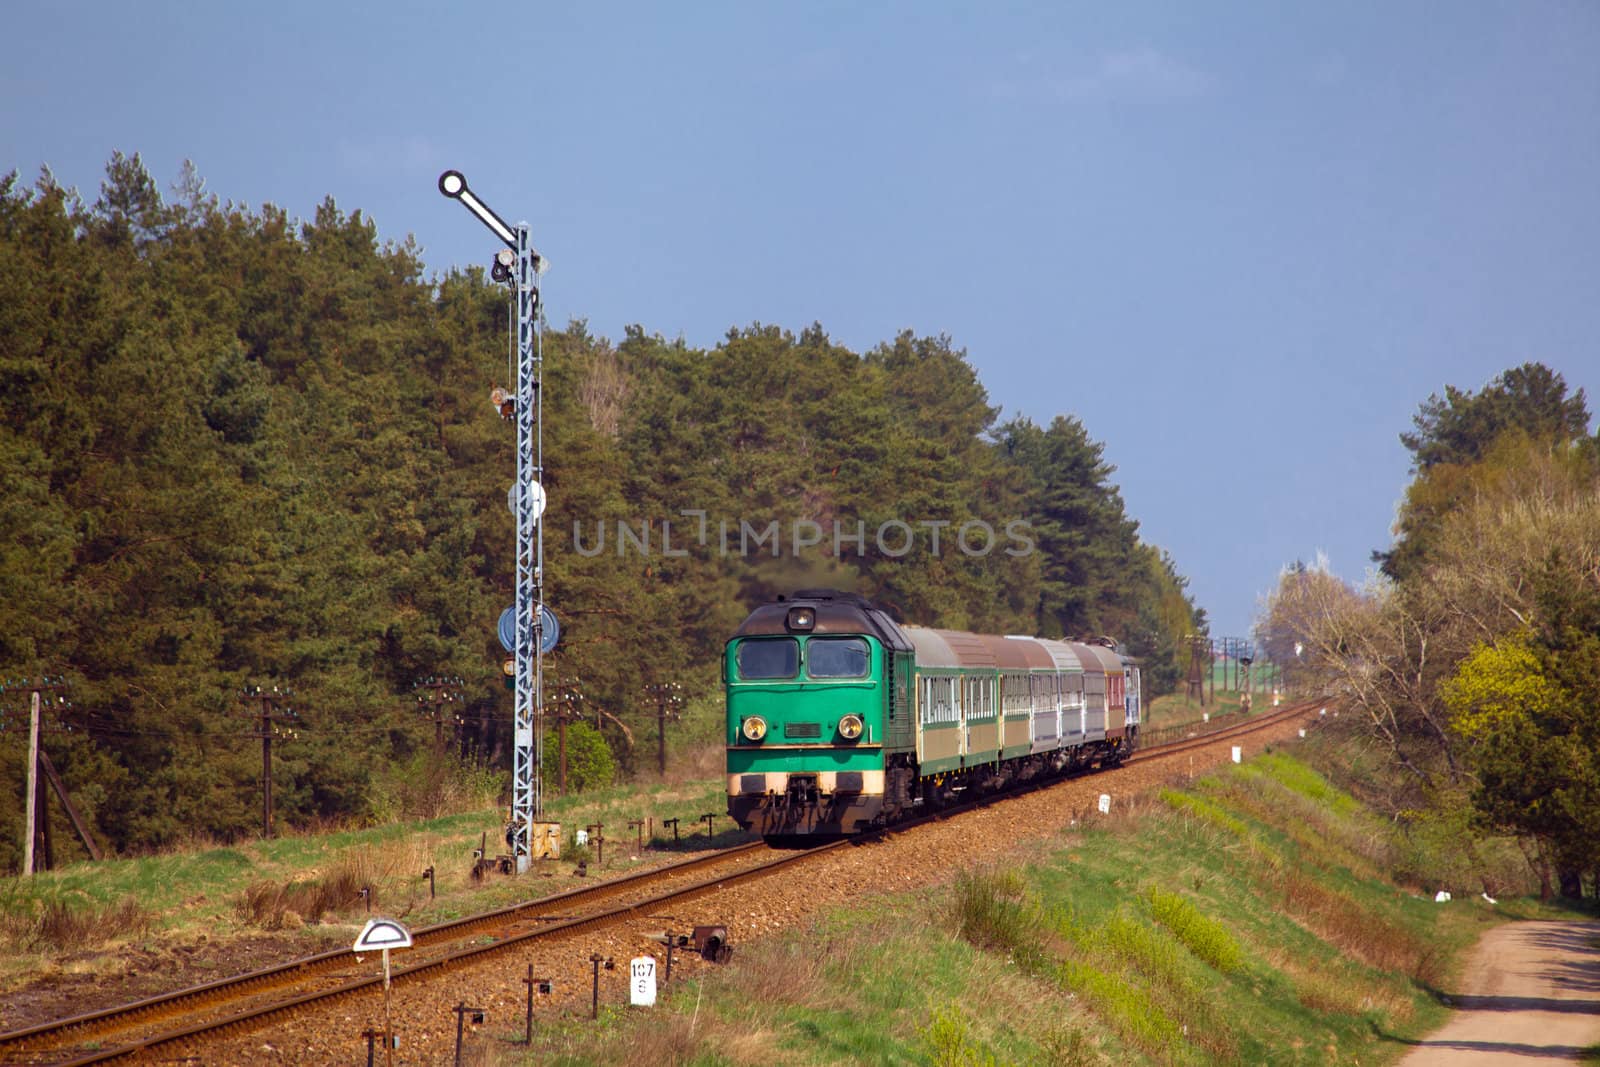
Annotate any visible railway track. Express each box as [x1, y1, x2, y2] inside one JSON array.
[[0, 698, 1322, 1065]]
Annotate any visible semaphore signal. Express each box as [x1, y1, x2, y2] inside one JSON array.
[[438, 170, 553, 874]]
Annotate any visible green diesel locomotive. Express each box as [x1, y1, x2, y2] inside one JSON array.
[[726, 590, 1141, 838]]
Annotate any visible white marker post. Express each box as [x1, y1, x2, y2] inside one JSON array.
[[1231, 746, 1242, 763], [629, 956, 658, 1007], [354, 918, 414, 1067], [1097, 794, 1111, 815]]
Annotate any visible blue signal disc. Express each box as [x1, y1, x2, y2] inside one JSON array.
[[540, 606, 560, 654], [498, 607, 516, 652], [498, 605, 561, 655]]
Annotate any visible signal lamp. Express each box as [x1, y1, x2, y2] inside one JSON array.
[[785, 607, 816, 632], [741, 716, 768, 742], [838, 714, 864, 741], [489, 247, 515, 283]]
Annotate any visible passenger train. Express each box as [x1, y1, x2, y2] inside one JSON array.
[[725, 590, 1140, 838]]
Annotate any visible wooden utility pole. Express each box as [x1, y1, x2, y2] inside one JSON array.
[[642, 682, 684, 776], [15, 678, 68, 875], [414, 676, 465, 755], [547, 677, 583, 795], [237, 686, 299, 839], [24, 689, 39, 875]]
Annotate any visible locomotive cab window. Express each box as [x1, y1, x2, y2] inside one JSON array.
[[736, 638, 799, 680], [806, 637, 870, 678]]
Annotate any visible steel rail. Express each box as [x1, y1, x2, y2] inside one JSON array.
[[48, 840, 850, 1066], [0, 840, 771, 1060], [1131, 697, 1319, 763], [4, 699, 1323, 1065]]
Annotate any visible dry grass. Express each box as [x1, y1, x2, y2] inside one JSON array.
[[236, 853, 377, 929], [1266, 946, 1416, 1023], [1277, 866, 1442, 984], [733, 935, 837, 1007], [0, 896, 155, 954]]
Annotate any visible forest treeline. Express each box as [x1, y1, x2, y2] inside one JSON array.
[[1260, 363, 1600, 900], [0, 156, 1202, 867]]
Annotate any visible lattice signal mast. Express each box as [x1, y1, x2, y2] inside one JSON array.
[[438, 171, 547, 873]]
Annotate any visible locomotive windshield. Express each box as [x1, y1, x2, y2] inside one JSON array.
[[805, 636, 870, 678], [736, 637, 799, 679]]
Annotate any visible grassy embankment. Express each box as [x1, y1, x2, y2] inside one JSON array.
[[2, 697, 1584, 1063], [0, 695, 750, 996], [496, 734, 1582, 1066]]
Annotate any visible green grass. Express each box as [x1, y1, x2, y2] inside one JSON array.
[[498, 746, 1550, 1066], [8, 726, 1591, 1062], [0, 754, 752, 995], [1142, 885, 1243, 974]]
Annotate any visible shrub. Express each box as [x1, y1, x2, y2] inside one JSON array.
[[920, 1003, 1005, 1067], [951, 869, 1048, 973], [542, 721, 616, 794]]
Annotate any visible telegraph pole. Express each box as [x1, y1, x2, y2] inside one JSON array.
[[3, 677, 101, 870], [642, 682, 685, 777], [547, 677, 583, 795], [25, 688, 40, 874], [1183, 636, 1207, 705], [237, 686, 298, 839], [439, 170, 553, 873], [5, 677, 67, 875], [415, 676, 466, 755]]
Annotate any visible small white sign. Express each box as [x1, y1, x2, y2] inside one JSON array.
[[352, 918, 413, 952], [1097, 794, 1111, 815], [629, 956, 657, 1006], [1298, 729, 1306, 738], [1231, 746, 1242, 763], [576, 829, 589, 847]]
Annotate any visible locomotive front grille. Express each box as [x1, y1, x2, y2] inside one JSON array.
[[783, 721, 822, 739]]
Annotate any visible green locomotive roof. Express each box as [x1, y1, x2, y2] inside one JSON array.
[[732, 589, 914, 653]]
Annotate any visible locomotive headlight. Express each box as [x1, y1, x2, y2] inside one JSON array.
[[837, 714, 864, 741], [741, 716, 768, 742]]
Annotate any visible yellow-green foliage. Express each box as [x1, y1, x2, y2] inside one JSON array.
[[1159, 788, 1250, 838], [1144, 885, 1243, 974], [920, 1004, 1009, 1067], [1095, 909, 1182, 986], [1055, 957, 1183, 1057], [1441, 635, 1560, 742], [1248, 752, 1361, 817]]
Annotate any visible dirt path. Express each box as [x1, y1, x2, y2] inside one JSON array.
[[1397, 920, 1600, 1065]]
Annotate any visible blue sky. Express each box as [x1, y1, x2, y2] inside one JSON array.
[[5, 3, 1597, 640]]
